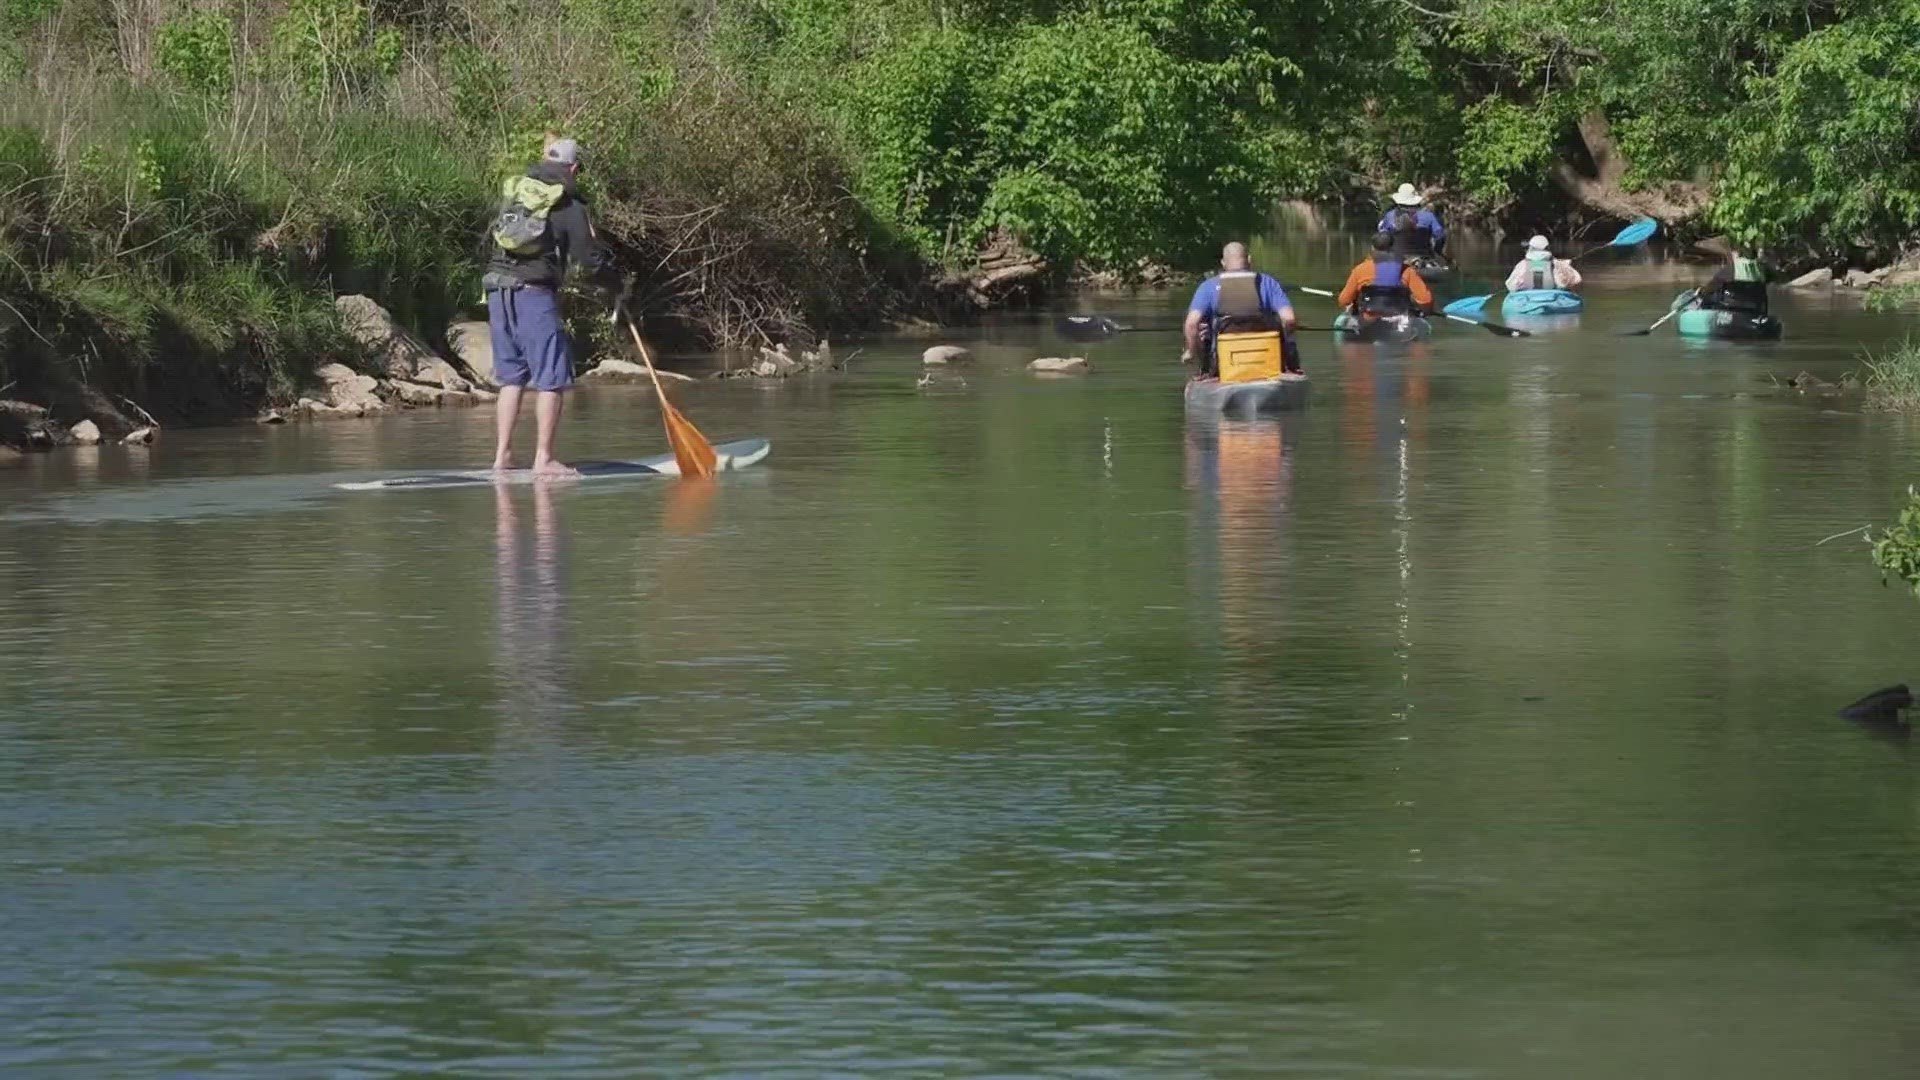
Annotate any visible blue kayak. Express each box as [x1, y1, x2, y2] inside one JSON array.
[[1500, 289, 1583, 317]]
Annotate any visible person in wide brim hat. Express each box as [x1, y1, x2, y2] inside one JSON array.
[[1506, 234, 1582, 292], [1378, 183, 1447, 261]]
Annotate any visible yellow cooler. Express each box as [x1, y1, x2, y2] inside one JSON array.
[[1216, 330, 1282, 384]]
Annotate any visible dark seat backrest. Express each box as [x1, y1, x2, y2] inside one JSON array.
[[1357, 284, 1412, 314], [1715, 279, 1768, 314]]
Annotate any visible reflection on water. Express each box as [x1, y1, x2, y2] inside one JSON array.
[[6, 235, 1920, 1076], [1185, 417, 1293, 655], [494, 483, 571, 727]]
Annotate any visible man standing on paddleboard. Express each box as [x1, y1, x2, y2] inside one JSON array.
[[481, 136, 624, 477]]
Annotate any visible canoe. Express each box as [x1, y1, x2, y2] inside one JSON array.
[[1333, 311, 1432, 343], [1184, 374, 1309, 417], [1671, 290, 1782, 340], [335, 437, 771, 491], [1501, 289, 1583, 317]]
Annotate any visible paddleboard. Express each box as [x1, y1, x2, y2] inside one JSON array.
[[334, 438, 771, 491]]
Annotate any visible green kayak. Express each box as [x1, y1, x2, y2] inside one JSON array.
[[1671, 290, 1782, 340]]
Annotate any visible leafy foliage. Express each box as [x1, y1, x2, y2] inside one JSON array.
[[155, 10, 234, 96], [1871, 484, 1920, 600], [1712, 1, 1920, 251]]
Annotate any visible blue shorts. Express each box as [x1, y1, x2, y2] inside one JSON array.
[[486, 287, 575, 392]]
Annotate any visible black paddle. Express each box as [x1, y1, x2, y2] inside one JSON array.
[[1293, 287, 1531, 338], [1621, 290, 1692, 336], [1055, 314, 1339, 342]]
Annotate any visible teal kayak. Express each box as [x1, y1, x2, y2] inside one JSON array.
[[1671, 290, 1782, 340], [1501, 289, 1582, 317], [1332, 310, 1433, 343]]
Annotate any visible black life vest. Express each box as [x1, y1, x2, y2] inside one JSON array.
[[1390, 209, 1432, 257]]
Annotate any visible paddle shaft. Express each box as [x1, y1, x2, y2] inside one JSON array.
[[616, 301, 718, 478], [1301, 287, 1524, 337], [1627, 307, 1683, 336], [1444, 312, 1530, 337]]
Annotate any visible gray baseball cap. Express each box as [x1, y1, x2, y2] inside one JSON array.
[[544, 138, 581, 168]]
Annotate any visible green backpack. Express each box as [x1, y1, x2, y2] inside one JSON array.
[[490, 176, 566, 256]]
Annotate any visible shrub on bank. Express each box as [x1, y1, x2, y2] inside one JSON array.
[[1861, 338, 1920, 413]]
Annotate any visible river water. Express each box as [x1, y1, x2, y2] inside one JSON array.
[[4, 231, 1920, 1077]]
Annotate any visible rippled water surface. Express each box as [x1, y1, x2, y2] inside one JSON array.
[[5, 233, 1920, 1077]]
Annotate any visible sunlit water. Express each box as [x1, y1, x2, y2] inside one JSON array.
[[4, 231, 1920, 1077]]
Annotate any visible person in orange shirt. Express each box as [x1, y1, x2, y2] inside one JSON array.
[[1337, 232, 1434, 323]]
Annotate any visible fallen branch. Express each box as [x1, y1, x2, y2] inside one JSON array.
[[1816, 525, 1871, 547], [118, 394, 160, 428]]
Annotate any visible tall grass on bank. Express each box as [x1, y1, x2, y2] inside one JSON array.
[[0, 0, 923, 425], [0, 68, 491, 416], [1862, 337, 1920, 413]]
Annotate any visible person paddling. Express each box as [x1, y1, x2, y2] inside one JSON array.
[[1697, 246, 1768, 312], [482, 136, 623, 478], [1338, 232, 1434, 323], [1181, 242, 1301, 376], [1378, 183, 1446, 263], [1505, 235, 1582, 292]]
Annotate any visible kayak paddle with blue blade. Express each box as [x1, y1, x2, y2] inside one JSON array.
[[1443, 294, 1491, 316], [1572, 216, 1659, 261]]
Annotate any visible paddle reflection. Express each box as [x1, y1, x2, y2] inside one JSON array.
[[493, 482, 572, 720], [662, 477, 719, 535]]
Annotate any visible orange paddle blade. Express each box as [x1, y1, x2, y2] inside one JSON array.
[[622, 317, 718, 479], [661, 396, 717, 479]]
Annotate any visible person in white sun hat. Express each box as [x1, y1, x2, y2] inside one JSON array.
[[1377, 182, 1446, 263], [1505, 234, 1583, 292]]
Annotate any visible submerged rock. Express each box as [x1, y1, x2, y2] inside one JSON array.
[[122, 426, 156, 445], [922, 345, 971, 366], [1028, 356, 1091, 375], [69, 419, 101, 445], [258, 409, 288, 425], [583, 358, 693, 383]]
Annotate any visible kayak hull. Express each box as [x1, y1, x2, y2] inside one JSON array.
[[1184, 374, 1310, 417], [1333, 311, 1433, 343], [1501, 289, 1583, 317], [1672, 292, 1782, 340], [336, 437, 772, 491]]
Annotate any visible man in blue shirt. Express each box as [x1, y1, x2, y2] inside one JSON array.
[[1182, 242, 1300, 376], [1378, 183, 1446, 262]]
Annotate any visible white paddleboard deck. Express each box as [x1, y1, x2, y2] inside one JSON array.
[[335, 438, 771, 491]]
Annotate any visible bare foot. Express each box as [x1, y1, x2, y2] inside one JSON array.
[[491, 457, 515, 473], [531, 458, 580, 480]]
